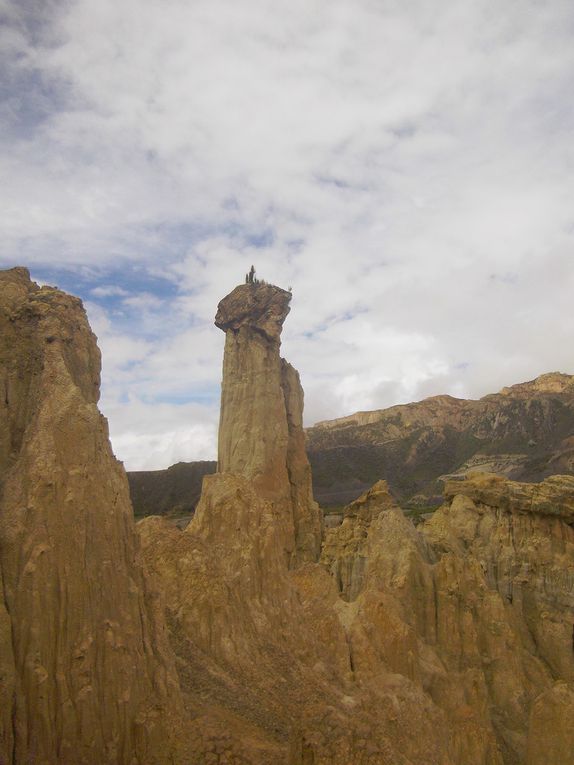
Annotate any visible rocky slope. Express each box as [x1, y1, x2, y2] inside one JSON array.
[[307, 372, 574, 506], [320, 471, 574, 764], [139, 450, 574, 763], [0, 268, 183, 765]]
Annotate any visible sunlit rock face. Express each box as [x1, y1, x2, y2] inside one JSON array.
[[0, 268, 182, 765], [139, 472, 460, 765], [320, 479, 396, 601], [313, 471, 574, 765], [215, 282, 322, 565]]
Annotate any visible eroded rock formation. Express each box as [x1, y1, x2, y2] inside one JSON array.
[[137, 278, 574, 764], [321, 471, 574, 764], [3, 269, 573, 765], [125, 370, 574, 517], [321, 479, 395, 601], [215, 282, 322, 565], [0, 268, 183, 765]]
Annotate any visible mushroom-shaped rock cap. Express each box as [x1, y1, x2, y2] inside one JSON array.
[[215, 283, 292, 341]]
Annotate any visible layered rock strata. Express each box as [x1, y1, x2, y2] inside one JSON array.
[[215, 283, 322, 565], [0, 268, 182, 765]]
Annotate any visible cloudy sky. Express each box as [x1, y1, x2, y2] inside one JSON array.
[[2, 0, 574, 470]]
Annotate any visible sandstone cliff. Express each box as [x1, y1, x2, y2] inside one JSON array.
[[139, 463, 574, 763], [307, 372, 574, 506], [0, 268, 182, 765], [215, 282, 322, 565]]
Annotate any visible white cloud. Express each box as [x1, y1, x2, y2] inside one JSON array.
[[2, 0, 574, 468], [90, 284, 129, 297]]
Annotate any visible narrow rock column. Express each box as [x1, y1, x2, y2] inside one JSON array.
[[215, 283, 322, 564], [0, 268, 182, 765]]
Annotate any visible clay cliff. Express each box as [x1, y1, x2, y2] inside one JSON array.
[[2, 269, 573, 765], [306, 372, 574, 506], [0, 268, 183, 765], [215, 283, 322, 565]]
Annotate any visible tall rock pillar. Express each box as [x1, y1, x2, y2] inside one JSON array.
[[0, 268, 182, 765], [215, 283, 322, 564]]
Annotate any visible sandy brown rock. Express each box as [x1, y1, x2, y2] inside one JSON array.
[[139, 473, 460, 765], [420, 474, 574, 761], [0, 268, 183, 765], [138, 280, 574, 765], [443, 471, 574, 521], [9, 268, 571, 765], [215, 282, 292, 341], [281, 359, 323, 563], [321, 480, 395, 600], [303, 470, 574, 765], [526, 682, 574, 765], [216, 282, 322, 565]]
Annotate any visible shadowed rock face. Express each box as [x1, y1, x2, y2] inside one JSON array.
[[0, 268, 182, 765], [215, 282, 322, 565], [128, 460, 217, 518]]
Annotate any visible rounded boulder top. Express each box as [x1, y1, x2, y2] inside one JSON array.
[[215, 283, 292, 341]]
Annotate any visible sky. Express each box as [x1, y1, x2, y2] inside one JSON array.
[[1, 0, 574, 471]]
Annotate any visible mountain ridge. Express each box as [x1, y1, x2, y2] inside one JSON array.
[[128, 371, 574, 515], [306, 370, 574, 506]]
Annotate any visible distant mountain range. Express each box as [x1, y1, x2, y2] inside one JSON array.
[[127, 372, 574, 515]]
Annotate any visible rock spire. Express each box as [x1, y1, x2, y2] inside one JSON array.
[[215, 282, 322, 564]]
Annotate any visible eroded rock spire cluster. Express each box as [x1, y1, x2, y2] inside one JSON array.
[[1, 268, 573, 765]]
